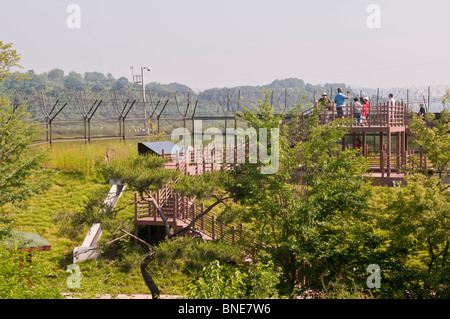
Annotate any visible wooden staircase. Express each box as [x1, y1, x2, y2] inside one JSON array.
[[134, 181, 244, 244]]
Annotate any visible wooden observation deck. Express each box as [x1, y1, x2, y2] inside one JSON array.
[[133, 101, 417, 242]]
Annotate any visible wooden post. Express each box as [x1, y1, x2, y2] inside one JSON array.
[[401, 130, 406, 169], [134, 192, 138, 221], [200, 203, 204, 231], [387, 130, 391, 177], [192, 203, 196, 230], [232, 226, 236, 244], [175, 193, 178, 220], [211, 147, 215, 171], [202, 145, 206, 173], [380, 132, 384, 176], [211, 215, 215, 240], [396, 132, 400, 173], [362, 132, 367, 158], [173, 195, 177, 223]]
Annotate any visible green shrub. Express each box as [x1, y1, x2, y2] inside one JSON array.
[[186, 259, 280, 299]]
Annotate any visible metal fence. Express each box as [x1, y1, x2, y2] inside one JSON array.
[[3, 85, 449, 145]]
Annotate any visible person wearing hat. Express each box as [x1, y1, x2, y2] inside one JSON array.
[[316, 92, 331, 123], [316, 92, 330, 106]]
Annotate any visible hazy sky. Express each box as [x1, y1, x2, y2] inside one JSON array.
[[2, 0, 450, 91]]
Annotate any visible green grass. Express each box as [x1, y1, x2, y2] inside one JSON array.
[[4, 139, 246, 297], [8, 171, 110, 257], [39, 140, 137, 178]]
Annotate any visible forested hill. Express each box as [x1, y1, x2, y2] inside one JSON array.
[[0, 68, 352, 96], [0, 69, 356, 120]]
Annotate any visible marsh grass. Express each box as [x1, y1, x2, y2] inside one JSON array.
[[40, 140, 138, 178]]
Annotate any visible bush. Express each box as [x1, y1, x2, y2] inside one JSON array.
[[0, 245, 63, 299], [186, 259, 280, 299]]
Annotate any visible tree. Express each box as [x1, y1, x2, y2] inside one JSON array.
[[227, 92, 375, 295], [111, 76, 131, 91], [0, 42, 58, 298], [408, 109, 450, 182], [47, 68, 65, 82], [377, 174, 449, 298], [186, 260, 280, 299], [0, 45, 48, 208], [0, 41, 26, 82], [102, 151, 234, 298], [63, 71, 83, 90]]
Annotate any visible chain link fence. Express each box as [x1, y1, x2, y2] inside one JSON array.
[[2, 85, 449, 144]]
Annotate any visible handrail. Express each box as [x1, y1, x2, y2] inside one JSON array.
[[310, 101, 407, 127]]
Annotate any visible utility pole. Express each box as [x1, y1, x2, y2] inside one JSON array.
[[131, 65, 151, 134]]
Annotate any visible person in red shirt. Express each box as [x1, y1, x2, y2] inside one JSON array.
[[361, 97, 369, 125]]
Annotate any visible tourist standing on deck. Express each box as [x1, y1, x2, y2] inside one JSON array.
[[388, 93, 395, 105], [362, 97, 369, 125], [316, 92, 331, 123], [334, 88, 349, 118], [353, 97, 362, 125]]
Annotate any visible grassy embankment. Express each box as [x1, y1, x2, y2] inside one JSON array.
[[9, 139, 242, 296]]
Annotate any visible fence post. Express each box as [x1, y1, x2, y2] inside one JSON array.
[[232, 226, 236, 244], [134, 192, 138, 221], [192, 203, 196, 230], [200, 203, 204, 231], [211, 215, 215, 240], [387, 131, 391, 177]]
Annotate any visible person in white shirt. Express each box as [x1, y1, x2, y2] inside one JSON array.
[[352, 97, 362, 125], [388, 93, 395, 105], [387, 93, 396, 124]]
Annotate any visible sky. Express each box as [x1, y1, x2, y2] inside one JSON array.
[[2, 0, 450, 91]]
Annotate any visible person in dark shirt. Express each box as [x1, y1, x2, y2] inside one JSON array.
[[418, 103, 426, 118], [316, 93, 331, 123]]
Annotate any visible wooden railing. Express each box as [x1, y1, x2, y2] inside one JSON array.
[[310, 102, 408, 127], [134, 190, 246, 245]]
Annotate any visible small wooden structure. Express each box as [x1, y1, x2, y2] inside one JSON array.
[[310, 101, 411, 186], [12, 231, 52, 252], [134, 188, 244, 244], [133, 145, 244, 244], [138, 141, 184, 157]]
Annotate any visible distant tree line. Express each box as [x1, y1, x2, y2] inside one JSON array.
[[0, 69, 355, 122]]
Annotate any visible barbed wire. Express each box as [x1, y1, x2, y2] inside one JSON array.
[[3, 85, 449, 124]]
